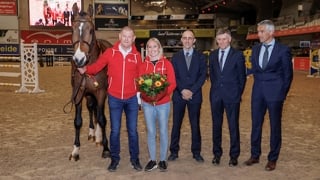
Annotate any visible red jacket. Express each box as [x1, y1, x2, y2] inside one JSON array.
[[86, 41, 142, 99], [138, 56, 176, 105]]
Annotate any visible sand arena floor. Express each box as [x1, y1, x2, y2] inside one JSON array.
[[0, 64, 319, 180]]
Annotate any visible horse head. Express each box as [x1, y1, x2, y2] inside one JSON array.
[[71, 3, 96, 67]]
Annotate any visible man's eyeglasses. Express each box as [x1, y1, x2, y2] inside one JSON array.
[[182, 37, 194, 41]]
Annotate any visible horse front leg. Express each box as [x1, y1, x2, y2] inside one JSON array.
[[69, 102, 82, 161], [86, 96, 97, 142], [97, 102, 110, 158]]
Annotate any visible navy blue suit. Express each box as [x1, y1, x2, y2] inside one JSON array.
[[209, 47, 247, 159], [249, 40, 293, 162], [170, 49, 207, 156]]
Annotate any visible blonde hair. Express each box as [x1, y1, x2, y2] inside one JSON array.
[[146, 37, 163, 57]]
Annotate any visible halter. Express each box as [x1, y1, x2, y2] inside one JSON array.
[[72, 18, 95, 58]]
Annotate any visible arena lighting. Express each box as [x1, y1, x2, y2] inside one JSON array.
[[201, 0, 229, 13], [144, 0, 167, 8], [201, 0, 228, 10]]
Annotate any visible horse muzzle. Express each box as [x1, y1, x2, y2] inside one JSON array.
[[73, 56, 88, 68]]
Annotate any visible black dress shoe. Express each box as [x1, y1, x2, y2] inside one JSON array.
[[244, 157, 259, 166], [212, 156, 220, 165], [168, 153, 178, 161], [131, 158, 142, 171], [265, 161, 276, 171], [193, 154, 204, 162], [108, 159, 119, 172], [229, 158, 238, 167]]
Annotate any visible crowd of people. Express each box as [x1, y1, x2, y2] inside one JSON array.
[[77, 19, 293, 172]]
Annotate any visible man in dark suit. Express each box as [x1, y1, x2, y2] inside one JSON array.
[[168, 30, 207, 162], [244, 20, 293, 171], [208, 28, 247, 167]]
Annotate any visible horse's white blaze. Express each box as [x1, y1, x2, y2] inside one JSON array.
[[73, 43, 86, 62], [79, 22, 83, 36], [73, 22, 86, 65], [95, 123, 102, 143], [72, 145, 80, 156]]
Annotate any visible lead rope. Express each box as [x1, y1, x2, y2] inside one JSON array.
[[63, 72, 86, 114]]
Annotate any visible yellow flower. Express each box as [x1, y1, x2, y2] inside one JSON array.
[[154, 81, 162, 87], [136, 73, 169, 98], [138, 78, 144, 85]]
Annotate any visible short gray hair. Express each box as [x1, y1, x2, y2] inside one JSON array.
[[257, 19, 275, 32], [216, 27, 231, 37]]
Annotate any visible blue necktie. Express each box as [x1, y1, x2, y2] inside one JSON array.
[[262, 45, 271, 69], [220, 50, 224, 71]]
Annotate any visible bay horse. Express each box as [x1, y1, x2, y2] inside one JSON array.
[[69, 3, 111, 161]]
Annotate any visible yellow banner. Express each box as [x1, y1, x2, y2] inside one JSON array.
[[193, 29, 215, 38], [135, 30, 150, 38]]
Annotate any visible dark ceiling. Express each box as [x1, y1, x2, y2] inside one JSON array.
[[138, 0, 285, 24], [163, 0, 256, 13], [167, 0, 282, 15]]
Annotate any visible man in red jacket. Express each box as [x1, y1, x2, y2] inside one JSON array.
[[77, 26, 143, 172]]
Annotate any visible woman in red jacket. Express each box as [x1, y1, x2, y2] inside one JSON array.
[[138, 37, 176, 172]]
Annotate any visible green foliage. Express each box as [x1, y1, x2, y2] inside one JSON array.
[[136, 73, 169, 97]]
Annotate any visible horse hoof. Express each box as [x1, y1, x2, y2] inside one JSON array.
[[69, 154, 80, 161], [102, 151, 110, 158]]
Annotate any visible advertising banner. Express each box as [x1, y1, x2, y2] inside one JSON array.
[[21, 30, 72, 45], [309, 49, 320, 76], [293, 57, 310, 71], [21, 30, 73, 56], [94, 1, 128, 30], [0, 0, 17, 15], [94, 18, 128, 30], [0, 29, 19, 56], [94, 3, 128, 17]]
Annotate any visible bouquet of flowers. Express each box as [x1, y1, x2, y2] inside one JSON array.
[[136, 73, 169, 104]]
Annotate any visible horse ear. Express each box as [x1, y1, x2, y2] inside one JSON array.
[[87, 4, 94, 18], [72, 3, 79, 17]]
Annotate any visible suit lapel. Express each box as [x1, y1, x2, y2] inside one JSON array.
[[223, 48, 233, 71], [179, 51, 189, 72], [268, 42, 277, 67], [187, 52, 192, 71], [256, 42, 277, 70], [214, 50, 221, 73], [255, 45, 263, 70]]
